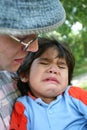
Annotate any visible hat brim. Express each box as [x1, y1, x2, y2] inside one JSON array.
[[0, 0, 66, 35]]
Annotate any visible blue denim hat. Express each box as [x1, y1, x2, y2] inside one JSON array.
[[0, 0, 66, 35]]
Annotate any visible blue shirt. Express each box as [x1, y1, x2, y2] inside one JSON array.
[[10, 85, 87, 130]]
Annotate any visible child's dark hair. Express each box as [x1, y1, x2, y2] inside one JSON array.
[[17, 38, 75, 95]]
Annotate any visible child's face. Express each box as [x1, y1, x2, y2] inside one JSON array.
[[27, 46, 68, 103]]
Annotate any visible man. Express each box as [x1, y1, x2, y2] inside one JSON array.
[[0, 0, 66, 129], [0, 34, 38, 72]]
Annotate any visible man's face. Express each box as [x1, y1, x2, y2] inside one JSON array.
[[0, 34, 38, 72]]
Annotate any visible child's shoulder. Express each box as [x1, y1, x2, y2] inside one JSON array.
[[67, 86, 87, 105], [16, 95, 30, 106], [68, 85, 87, 96]]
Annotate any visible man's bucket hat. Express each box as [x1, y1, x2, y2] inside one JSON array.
[[0, 0, 66, 35]]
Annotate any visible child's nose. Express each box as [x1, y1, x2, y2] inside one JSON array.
[[47, 65, 58, 74]]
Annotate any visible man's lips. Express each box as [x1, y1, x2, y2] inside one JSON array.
[[43, 77, 59, 84], [14, 58, 24, 63]]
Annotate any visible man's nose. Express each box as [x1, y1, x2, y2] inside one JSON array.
[[26, 39, 38, 52]]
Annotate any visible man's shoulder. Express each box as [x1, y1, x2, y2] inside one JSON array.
[[0, 71, 11, 78], [0, 71, 12, 85]]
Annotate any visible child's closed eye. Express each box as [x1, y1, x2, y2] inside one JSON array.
[[58, 65, 66, 69], [39, 62, 49, 65]]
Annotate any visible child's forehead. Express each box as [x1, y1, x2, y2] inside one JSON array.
[[40, 46, 60, 58], [38, 46, 67, 62]]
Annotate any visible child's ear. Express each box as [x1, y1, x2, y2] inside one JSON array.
[[20, 72, 29, 83]]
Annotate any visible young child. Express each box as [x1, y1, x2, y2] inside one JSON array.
[[10, 38, 87, 130]]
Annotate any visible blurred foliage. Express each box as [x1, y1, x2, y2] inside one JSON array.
[[58, 0, 87, 60], [59, 0, 87, 75]]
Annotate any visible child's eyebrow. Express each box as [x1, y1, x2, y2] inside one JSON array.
[[39, 55, 59, 61], [58, 60, 67, 66], [59, 62, 67, 65], [39, 57, 51, 62]]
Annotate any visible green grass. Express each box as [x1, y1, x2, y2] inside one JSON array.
[[78, 81, 87, 90], [80, 82, 87, 90]]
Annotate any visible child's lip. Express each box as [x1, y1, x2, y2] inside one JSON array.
[[43, 77, 59, 84]]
